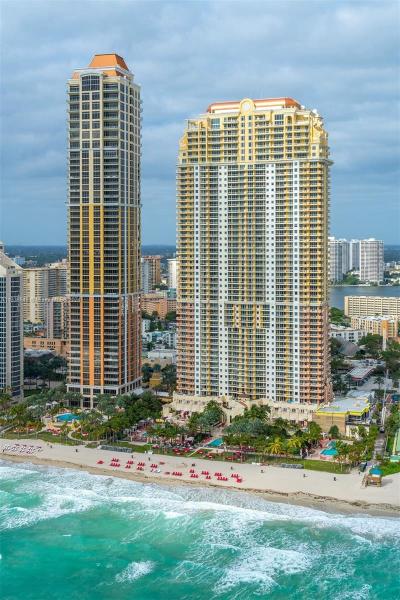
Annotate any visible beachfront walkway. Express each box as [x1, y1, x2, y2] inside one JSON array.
[[1, 438, 399, 509]]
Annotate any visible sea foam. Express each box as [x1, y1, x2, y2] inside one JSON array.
[[115, 561, 154, 583]]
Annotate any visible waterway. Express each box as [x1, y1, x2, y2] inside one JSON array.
[[330, 286, 400, 309]]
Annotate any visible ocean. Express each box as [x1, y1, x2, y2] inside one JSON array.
[[1, 461, 400, 600]]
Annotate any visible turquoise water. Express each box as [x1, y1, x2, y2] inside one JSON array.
[[1, 461, 400, 600], [321, 441, 338, 457], [208, 438, 223, 447], [56, 413, 80, 422]]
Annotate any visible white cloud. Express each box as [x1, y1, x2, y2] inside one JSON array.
[[0, 0, 399, 244]]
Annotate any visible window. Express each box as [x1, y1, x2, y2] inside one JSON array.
[[211, 118, 220, 130], [81, 75, 100, 91]]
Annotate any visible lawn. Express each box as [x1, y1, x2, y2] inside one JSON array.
[[260, 456, 350, 474], [101, 440, 152, 452], [1, 430, 82, 446], [379, 461, 400, 477]]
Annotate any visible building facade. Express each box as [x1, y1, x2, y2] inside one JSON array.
[[24, 337, 70, 359], [329, 324, 364, 344], [66, 54, 141, 404], [141, 292, 176, 319], [45, 296, 69, 339], [141, 255, 161, 293], [22, 268, 48, 323], [0, 251, 24, 399], [168, 258, 178, 289], [359, 239, 384, 283], [22, 261, 68, 324], [328, 237, 350, 282], [344, 295, 400, 318], [176, 97, 332, 412], [350, 315, 399, 340]]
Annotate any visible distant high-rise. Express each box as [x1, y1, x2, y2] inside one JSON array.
[[167, 258, 178, 289], [141, 255, 161, 293], [329, 237, 384, 283], [22, 261, 68, 323], [359, 239, 384, 283], [176, 98, 332, 415], [66, 54, 141, 405], [0, 250, 23, 399], [328, 237, 350, 283], [45, 296, 69, 339]]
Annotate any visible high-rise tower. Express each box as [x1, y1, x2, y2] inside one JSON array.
[[0, 250, 23, 399], [175, 98, 332, 420], [67, 54, 141, 406]]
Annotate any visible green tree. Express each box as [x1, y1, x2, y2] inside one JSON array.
[[330, 308, 349, 326], [335, 441, 350, 472], [286, 435, 303, 455], [328, 425, 340, 439], [307, 421, 322, 444], [358, 334, 382, 358], [265, 437, 285, 456], [374, 375, 384, 392]]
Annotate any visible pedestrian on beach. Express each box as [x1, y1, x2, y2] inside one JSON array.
[[333, 476, 336, 481], [303, 473, 306, 478]]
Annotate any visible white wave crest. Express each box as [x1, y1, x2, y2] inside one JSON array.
[[215, 546, 311, 595], [115, 561, 154, 583]]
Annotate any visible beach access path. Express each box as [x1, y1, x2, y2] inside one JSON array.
[[1, 439, 399, 514]]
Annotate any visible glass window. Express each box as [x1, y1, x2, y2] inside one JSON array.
[[81, 75, 100, 91]]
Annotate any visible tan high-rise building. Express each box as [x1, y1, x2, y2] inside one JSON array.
[[66, 54, 141, 405], [175, 98, 332, 416], [141, 255, 161, 292], [23, 261, 68, 324]]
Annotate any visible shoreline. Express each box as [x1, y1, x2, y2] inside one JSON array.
[[2, 445, 399, 518]]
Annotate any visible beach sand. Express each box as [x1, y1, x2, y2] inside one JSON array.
[[2, 438, 399, 516]]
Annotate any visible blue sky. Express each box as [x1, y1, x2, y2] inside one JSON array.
[[1, 0, 399, 245]]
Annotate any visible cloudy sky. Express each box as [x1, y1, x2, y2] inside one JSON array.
[[1, 0, 399, 245]]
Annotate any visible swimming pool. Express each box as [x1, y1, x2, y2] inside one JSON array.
[[207, 438, 223, 448], [321, 441, 338, 456], [56, 413, 80, 422]]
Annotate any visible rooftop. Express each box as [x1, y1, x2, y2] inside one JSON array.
[[206, 97, 301, 114], [316, 396, 370, 416], [88, 53, 129, 70], [348, 366, 375, 380]]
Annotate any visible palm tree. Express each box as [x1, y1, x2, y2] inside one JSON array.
[[286, 436, 303, 456], [335, 441, 350, 472], [307, 421, 322, 446], [374, 375, 384, 392], [265, 437, 285, 457]]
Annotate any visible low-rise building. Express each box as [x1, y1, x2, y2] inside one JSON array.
[[142, 292, 176, 318], [24, 337, 69, 358], [314, 393, 371, 436], [330, 324, 364, 344], [147, 349, 176, 364], [350, 315, 399, 340], [344, 295, 400, 318]]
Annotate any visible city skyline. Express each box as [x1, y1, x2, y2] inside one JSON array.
[[1, 1, 399, 245]]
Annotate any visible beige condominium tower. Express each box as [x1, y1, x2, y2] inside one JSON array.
[[66, 54, 141, 406], [175, 98, 332, 422]]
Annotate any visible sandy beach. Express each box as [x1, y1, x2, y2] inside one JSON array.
[[2, 438, 399, 516]]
